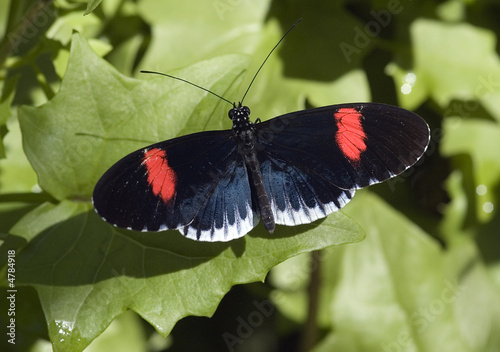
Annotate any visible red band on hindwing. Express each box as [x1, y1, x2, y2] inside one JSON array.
[[334, 108, 367, 161], [143, 148, 176, 202]]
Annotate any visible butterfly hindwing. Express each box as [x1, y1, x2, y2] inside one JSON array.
[[92, 130, 257, 241], [180, 156, 257, 241], [259, 157, 355, 226]]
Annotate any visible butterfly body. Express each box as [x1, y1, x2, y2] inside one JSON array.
[[230, 104, 275, 234]]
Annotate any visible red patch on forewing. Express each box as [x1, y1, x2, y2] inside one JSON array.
[[143, 148, 176, 202], [334, 108, 367, 161]]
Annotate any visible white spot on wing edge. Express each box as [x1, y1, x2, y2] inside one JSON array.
[[181, 203, 257, 242], [273, 189, 354, 226]]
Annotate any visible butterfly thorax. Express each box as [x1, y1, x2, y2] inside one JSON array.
[[228, 104, 275, 234]]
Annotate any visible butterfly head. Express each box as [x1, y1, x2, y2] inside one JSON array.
[[228, 103, 251, 122], [229, 103, 253, 136]]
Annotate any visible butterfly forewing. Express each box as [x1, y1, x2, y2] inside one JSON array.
[[254, 103, 429, 226], [256, 103, 429, 189], [92, 130, 257, 241]]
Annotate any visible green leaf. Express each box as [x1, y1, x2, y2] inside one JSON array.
[[137, 0, 270, 71], [0, 117, 39, 195], [389, 19, 500, 112], [13, 200, 363, 352], [0, 0, 9, 40], [105, 34, 143, 76], [0, 110, 8, 159], [13, 31, 365, 352], [0, 107, 41, 235], [84, 0, 103, 16], [47, 11, 103, 45], [0, 73, 38, 192], [84, 311, 149, 352], [0, 75, 18, 159], [441, 117, 500, 223], [311, 192, 500, 352]]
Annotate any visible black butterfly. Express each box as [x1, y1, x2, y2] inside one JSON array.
[[93, 101, 429, 241], [92, 19, 429, 242]]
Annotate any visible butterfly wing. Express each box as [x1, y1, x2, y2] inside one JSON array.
[[258, 157, 355, 226], [92, 130, 257, 241], [255, 103, 429, 226]]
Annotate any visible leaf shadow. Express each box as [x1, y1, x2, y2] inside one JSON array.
[[16, 209, 245, 286], [249, 218, 327, 240]]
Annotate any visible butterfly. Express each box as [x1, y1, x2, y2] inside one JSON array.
[[92, 19, 429, 242], [92, 101, 429, 242]]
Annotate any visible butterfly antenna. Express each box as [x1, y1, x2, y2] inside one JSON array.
[[140, 70, 234, 105], [141, 18, 301, 107], [240, 18, 302, 105]]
